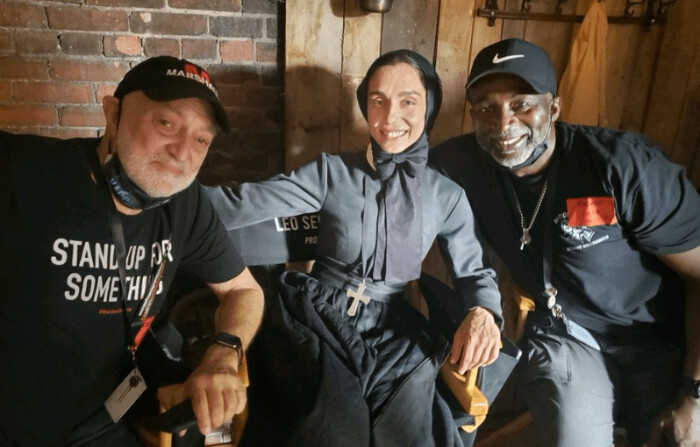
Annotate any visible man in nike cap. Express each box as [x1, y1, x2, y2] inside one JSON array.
[[466, 38, 557, 95], [429, 38, 700, 446]]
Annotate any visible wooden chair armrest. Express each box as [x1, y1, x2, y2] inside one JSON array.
[[515, 295, 535, 342], [439, 339, 503, 433], [439, 362, 488, 433], [231, 354, 249, 445]]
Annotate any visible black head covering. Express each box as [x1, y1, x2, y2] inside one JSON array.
[[356, 49, 442, 132], [355, 49, 443, 283]]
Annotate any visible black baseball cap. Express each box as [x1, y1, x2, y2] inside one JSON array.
[[466, 38, 557, 95], [114, 56, 230, 133]]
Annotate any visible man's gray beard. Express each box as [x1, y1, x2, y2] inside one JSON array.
[[498, 144, 534, 168], [475, 133, 535, 168], [112, 134, 194, 198], [485, 119, 553, 170]]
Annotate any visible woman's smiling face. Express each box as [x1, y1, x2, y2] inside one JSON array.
[[366, 62, 427, 154]]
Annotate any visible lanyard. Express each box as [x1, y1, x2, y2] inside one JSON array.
[[86, 147, 167, 366], [539, 151, 562, 316], [508, 150, 602, 350], [505, 149, 561, 313]]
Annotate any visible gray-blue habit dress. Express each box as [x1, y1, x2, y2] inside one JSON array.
[[204, 50, 502, 447]]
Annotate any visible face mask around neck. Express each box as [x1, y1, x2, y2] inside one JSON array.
[[507, 111, 555, 171], [102, 153, 170, 211]]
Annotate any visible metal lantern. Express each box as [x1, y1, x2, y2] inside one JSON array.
[[359, 0, 393, 13]]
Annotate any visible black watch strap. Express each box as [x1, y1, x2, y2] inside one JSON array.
[[682, 377, 700, 399], [213, 332, 243, 367]]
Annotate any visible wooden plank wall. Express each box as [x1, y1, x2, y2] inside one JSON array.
[[285, 0, 345, 169], [285, 0, 699, 187]]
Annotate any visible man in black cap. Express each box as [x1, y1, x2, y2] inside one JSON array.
[[0, 56, 264, 446], [430, 39, 699, 446]]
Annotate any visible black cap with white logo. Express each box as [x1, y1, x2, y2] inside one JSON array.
[[114, 56, 230, 133], [467, 38, 557, 95]]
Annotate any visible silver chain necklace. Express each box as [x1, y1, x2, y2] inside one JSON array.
[[512, 180, 548, 250]]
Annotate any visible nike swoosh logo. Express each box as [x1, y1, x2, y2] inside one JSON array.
[[492, 54, 525, 64]]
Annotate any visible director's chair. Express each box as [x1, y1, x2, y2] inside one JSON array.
[[144, 214, 319, 447], [148, 212, 522, 446]]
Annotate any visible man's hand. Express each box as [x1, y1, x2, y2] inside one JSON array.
[[643, 394, 700, 447], [156, 268, 262, 436], [450, 306, 500, 375], [157, 344, 246, 435], [650, 249, 700, 446]]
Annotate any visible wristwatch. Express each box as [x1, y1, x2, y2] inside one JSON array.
[[213, 332, 243, 367], [682, 377, 700, 399]]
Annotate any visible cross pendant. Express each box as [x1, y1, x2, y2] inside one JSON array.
[[346, 281, 370, 316], [519, 230, 532, 250]]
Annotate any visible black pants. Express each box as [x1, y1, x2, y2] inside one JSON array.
[[61, 407, 144, 447]]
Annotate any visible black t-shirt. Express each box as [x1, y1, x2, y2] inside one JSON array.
[[430, 122, 700, 337], [0, 131, 245, 446]]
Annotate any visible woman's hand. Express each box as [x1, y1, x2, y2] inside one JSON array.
[[450, 306, 501, 375]]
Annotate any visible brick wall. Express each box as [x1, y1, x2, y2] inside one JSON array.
[[0, 0, 284, 184]]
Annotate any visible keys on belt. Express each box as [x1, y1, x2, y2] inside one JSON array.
[[540, 286, 601, 351], [543, 286, 563, 319]]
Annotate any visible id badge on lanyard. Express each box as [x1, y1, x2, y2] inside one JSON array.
[[105, 258, 167, 422], [88, 146, 171, 422]]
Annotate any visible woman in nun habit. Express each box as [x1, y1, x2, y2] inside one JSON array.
[[204, 49, 503, 447]]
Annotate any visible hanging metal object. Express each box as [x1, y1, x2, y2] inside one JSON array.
[[359, 0, 393, 13]]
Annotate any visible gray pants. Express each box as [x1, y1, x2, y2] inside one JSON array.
[[500, 317, 682, 447]]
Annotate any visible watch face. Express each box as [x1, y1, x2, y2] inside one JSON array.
[[215, 332, 242, 349], [213, 332, 243, 368]]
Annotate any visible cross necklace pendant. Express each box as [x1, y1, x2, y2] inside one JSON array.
[[520, 230, 532, 250], [346, 280, 370, 317], [513, 180, 548, 251]]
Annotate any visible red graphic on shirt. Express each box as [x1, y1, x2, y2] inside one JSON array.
[[566, 196, 617, 227]]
